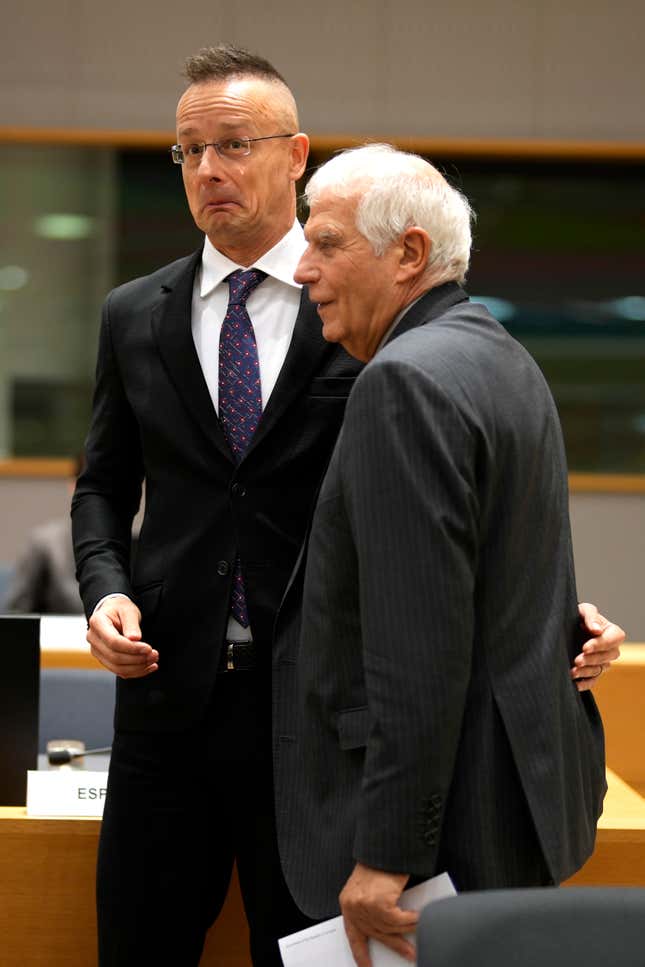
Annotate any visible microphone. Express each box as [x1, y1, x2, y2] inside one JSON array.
[[47, 745, 112, 765]]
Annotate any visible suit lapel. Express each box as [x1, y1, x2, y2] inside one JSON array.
[[243, 288, 332, 458], [151, 250, 233, 462], [152, 270, 331, 464]]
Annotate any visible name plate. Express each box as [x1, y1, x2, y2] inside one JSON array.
[[27, 770, 108, 817]]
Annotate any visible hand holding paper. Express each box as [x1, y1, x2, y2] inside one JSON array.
[[278, 872, 456, 967], [340, 863, 417, 965]]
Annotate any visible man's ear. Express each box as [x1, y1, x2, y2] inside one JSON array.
[[397, 227, 431, 281], [289, 133, 310, 182]]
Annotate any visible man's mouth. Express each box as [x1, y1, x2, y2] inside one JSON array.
[[203, 199, 239, 212]]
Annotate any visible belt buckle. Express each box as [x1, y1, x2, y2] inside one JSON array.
[[227, 641, 235, 671]]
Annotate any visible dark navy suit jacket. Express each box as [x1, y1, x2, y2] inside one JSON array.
[[72, 249, 362, 732]]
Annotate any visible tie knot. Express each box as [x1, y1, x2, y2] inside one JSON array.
[[227, 268, 267, 307]]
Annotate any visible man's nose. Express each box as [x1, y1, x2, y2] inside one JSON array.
[[196, 145, 225, 180], [294, 250, 317, 285]]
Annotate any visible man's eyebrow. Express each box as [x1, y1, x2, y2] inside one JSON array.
[[313, 227, 342, 243]]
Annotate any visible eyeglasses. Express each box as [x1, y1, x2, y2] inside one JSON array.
[[171, 134, 295, 166]]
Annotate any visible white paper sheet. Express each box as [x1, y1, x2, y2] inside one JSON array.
[[278, 871, 456, 967]]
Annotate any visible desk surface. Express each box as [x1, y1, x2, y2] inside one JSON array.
[[0, 805, 250, 966], [598, 767, 645, 829], [1, 767, 644, 966], [39, 614, 105, 670]]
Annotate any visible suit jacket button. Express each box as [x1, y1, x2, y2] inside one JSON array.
[[217, 561, 230, 576], [231, 483, 246, 497]]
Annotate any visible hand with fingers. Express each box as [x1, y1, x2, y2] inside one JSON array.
[[87, 595, 159, 678], [340, 863, 418, 967], [571, 601, 625, 692]]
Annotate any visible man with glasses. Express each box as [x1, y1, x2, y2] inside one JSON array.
[[72, 45, 623, 967], [72, 44, 350, 967]]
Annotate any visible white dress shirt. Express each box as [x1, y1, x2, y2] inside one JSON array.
[[192, 220, 307, 412], [194, 221, 307, 641]]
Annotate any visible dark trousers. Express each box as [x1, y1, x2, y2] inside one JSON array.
[[97, 670, 314, 966]]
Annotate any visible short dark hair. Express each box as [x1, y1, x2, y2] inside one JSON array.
[[183, 44, 289, 88]]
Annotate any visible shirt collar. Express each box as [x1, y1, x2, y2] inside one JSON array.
[[199, 220, 307, 298]]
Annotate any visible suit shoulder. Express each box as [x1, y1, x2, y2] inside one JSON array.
[[356, 302, 554, 431], [105, 251, 199, 313], [381, 302, 538, 383]]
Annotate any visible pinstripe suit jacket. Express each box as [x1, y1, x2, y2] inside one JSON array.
[[273, 282, 606, 919]]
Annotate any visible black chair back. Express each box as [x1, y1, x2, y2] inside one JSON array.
[[418, 887, 645, 967]]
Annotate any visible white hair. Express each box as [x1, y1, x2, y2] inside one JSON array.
[[305, 144, 474, 284]]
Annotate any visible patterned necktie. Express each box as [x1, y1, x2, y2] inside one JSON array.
[[219, 267, 267, 627]]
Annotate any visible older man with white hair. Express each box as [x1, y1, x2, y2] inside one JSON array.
[[272, 145, 607, 966]]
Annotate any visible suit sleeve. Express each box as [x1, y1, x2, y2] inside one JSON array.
[[71, 293, 143, 618], [339, 356, 479, 875]]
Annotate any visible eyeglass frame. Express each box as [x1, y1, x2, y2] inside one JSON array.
[[171, 133, 296, 166]]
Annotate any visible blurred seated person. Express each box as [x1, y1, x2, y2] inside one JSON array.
[[5, 454, 137, 614], [5, 518, 82, 614]]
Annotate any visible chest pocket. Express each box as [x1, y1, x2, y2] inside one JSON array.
[[308, 377, 355, 399]]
